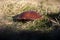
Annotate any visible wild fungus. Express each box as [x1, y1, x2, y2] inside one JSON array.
[[13, 11, 43, 22]]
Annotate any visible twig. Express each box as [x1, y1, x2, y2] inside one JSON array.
[[48, 18, 60, 26]]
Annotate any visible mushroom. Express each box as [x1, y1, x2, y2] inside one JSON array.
[[13, 11, 43, 22]]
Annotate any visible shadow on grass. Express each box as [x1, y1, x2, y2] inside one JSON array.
[[0, 28, 60, 40]]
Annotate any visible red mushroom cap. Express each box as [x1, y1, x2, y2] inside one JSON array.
[[13, 11, 43, 22]]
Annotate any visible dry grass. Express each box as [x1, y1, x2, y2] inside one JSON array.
[[0, 0, 60, 32]]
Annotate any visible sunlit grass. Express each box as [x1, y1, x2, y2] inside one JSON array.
[[0, 0, 60, 32]]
